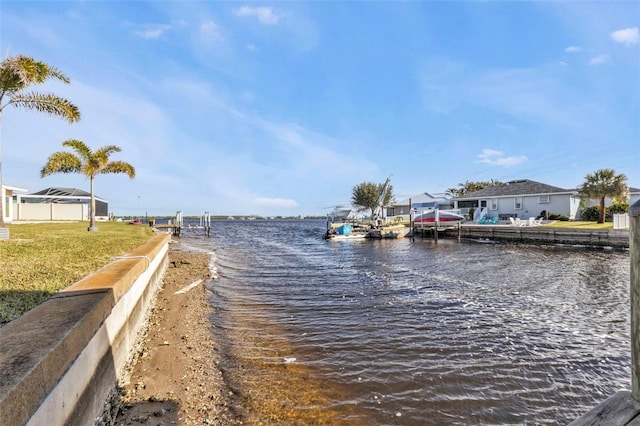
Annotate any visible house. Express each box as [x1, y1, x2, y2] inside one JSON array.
[[452, 179, 581, 221], [13, 187, 109, 221], [386, 192, 454, 222], [630, 187, 640, 206], [1, 184, 28, 224]]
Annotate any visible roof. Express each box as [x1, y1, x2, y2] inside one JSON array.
[[394, 192, 447, 206], [1, 185, 28, 193], [31, 187, 92, 197], [454, 179, 575, 200], [630, 187, 640, 194], [25, 187, 106, 203]]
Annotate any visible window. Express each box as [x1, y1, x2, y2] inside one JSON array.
[[457, 200, 478, 209], [490, 198, 498, 210], [514, 197, 523, 210], [538, 195, 550, 204]]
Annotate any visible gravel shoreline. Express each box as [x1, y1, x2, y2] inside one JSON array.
[[106, 244, 243, 425]]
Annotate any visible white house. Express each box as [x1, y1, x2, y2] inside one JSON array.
[[452, 179, 581, 221], [13, 187, 109, 222], [386, 192, 454, 222], [1, 184, 28, 224], [630, 187, 640, 206]]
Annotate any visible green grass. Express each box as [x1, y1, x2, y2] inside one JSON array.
[[0, 222, 156, 324], [542, 221, 613, 230]]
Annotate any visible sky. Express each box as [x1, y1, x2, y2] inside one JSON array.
[[1, 1, 638, 217]]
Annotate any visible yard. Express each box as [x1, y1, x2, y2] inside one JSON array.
[[0, 221, 155, 324]]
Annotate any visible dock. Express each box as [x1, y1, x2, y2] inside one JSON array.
[[410, 222, 629, 249], [447, 223, 629, 248], [570, 200, 638, 424], [150, 211, 212, 237]]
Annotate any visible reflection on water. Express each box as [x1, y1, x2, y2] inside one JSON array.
[[180, 220, 630, 425]]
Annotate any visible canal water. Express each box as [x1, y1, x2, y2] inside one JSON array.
[[179, 219, 630, 425]]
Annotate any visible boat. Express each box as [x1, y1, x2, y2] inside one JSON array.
[[323, 222, 368, 240], [413, 209, 465, 225], [366, 223, 411, 239]]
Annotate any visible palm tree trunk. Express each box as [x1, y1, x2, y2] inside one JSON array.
[[599, 197, 606, 224], [88, 176, 97, 231], [0, 109, 5, 229]]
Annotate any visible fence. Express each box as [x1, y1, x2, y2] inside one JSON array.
[[12, 203, 110, 222], [614, 213, 630, 230]]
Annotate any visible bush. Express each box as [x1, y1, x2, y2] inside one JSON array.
[[607, 202, 629, 216], [580, 202, 628, 222], [579, 206, 600, 221], [548, 213, 569, 221]]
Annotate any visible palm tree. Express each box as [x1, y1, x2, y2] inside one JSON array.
[[0, 55, 80, 230], [41, 139, 135, 231], [578, 168, 628, 224], [447, 179, 503, 197]]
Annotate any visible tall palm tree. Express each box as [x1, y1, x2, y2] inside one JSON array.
[[0, 55, 80, 229], [41, 139, 135, 232], [578, 168, 628, 224]]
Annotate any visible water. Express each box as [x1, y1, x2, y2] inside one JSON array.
[[178, 219, 630, 425]]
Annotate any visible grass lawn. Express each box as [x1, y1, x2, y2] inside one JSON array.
[[0, 221, 156, 325], [542, 221, 614, 230]]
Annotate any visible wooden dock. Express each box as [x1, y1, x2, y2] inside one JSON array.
[[437, 223, 629, 248], [150, 211, 211, 237], [570, 201, 639, 424], [569, 391, 640, 425]]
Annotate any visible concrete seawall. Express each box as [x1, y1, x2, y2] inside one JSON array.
[[442, 225, 629, 248], [0, 233, 171, 426]]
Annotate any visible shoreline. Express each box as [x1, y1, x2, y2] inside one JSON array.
[[109, 244, 242, 425], [108, 240, 361, 425]]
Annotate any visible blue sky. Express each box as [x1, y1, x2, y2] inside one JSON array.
[[1, 1, 638, 217]]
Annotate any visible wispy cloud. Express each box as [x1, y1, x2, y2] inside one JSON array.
[[476, 149, 527, 167], [200, 20, 222, 39], [133, 24, 173, 40], [565, 46, 583, 53], [589, 54, 609, 65], [611, 27, 639, 46], [233, 6, 280, 25]]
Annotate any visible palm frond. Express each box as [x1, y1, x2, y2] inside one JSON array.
[[102, 161, 136, 178], [62, 139, 92, 159], [41, 152, 82, 177], [1, 56, 70, 86], [95, 145, 122, 158], [10, 92, 80, 123]]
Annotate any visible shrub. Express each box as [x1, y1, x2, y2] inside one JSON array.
[[607, 202, 629, 216], [580, 202, 628, 222], [580, 206, 600, 221], [548, 213, 569, 221]]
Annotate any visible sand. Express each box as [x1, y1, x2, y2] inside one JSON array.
[[108, 244, 242, 425]]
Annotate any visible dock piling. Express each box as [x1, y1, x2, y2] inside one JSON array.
[[202, 211, 211, 237], [631, 200, 640, 400]]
